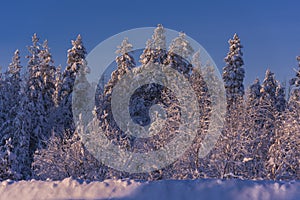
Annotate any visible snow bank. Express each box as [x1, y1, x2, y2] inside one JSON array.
[[0, 178, 299, 200]]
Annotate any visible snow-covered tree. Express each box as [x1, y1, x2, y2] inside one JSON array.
[[259, 70, 278, 127], [72, 57, 93, 132], [267, 107, 300, 180], [0, 50, 32, 179], [0, 50, 22, 139], [32, 36, 102, 180], [12, 94, 32, 179], [260, 70, 277, 103], [168, 32, 194, 76], [97, 37, 135, 131], [190, 51, 211, 133], [32, 131, 103, 181], [289, 56, 300, 110], [184, 63, 225, 179], [38, 40, 56, 135], [266, 57, 300, 180], [210, 34, 246, 179], [140, 24, 167, 65], [241, 78, 263, 179], [222, 33, 246, 145], [57, 34, 87, 138], [182, 51, 211, 178], [25, 34, 57, 163], [169, 32, 194, 59], [95, 38, 137, 179], [0, 138, 20, 180], [25, 34, 44, 156], [222, 33, 245, 110], [39, 40, 56, 108], [0, 51, 22, 179], [247, 78, 262, 107], [138, 32, 195, 180], [253, 69, 278, 178], [275, 83, 286, 112], [53, 65, 62, 106], [1, 30, 300, 182]]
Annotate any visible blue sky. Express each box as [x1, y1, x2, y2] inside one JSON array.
[[0, 0, 299, 87]]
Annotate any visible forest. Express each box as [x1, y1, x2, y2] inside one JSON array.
[[0, 24, 299, 181]]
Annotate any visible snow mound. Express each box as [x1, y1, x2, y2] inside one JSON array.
[[0, 178, 299, 200]]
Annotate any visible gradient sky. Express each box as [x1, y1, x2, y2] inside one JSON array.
[[0, 0, 299, 87]]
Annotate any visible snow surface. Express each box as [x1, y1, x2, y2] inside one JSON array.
[[0, 178, 299, 200]]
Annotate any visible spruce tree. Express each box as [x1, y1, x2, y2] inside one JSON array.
[[214, 33, 246, 179], [168, 32, 194, 76], [275, 83, 286, 112], [267, 56, 300, 180], [223, 33, 245, 110], [243, 78, 262, 179], [0, 50, 22, 140], [256, 69, 278, 178], [96, 38, 136, 180], [170, 51, 211, 179], [0, 50, 32, 179], [26, 34, 58, 161], [0, 50, 24, 180], [58, 34, 87, 137], [0, 138, 19, 180], [140, 24, 167, 65]]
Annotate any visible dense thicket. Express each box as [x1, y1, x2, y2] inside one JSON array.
[[0, 25, 299, 181]]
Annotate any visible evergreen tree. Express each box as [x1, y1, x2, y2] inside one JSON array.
[[267, 57, 300, 180], [289, 56, 300, 110], [212, 33, 246, 179], [247, 78, 262, 107], [0, 50, 31, 179], [275, 83, 286, 112], [0, 50, 22, 139], [189, 63, 225, 179], [25, 33, 44, 157], [96, 38, 136, 180], [0, 51, 24, 180], [58, 34, 87, 138], [169, 51, 211, 179], [267, 107, 300, 180], [0, 138, 19, 180], [12, 93, 32, 179], [242, 78, 263, 179], [168, 32, 194, 77], [222, 33, 245, 110], [0, 50, 22, 179], [38, 40, 56, 136], [140, 24, 167, 65], [190, 51, 211, 135], [53, 65, 62, 106], [222, 34, 245, 136], [25, 34, 57, 163], [255, 69, 278, 178], [144, 31, 195, 180]]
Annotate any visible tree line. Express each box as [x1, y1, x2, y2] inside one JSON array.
[[0, 24, 299, 181]]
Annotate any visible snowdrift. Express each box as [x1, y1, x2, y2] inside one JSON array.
[[0, 178, 299, 200]]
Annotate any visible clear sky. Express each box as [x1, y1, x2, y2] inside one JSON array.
[[0, 0, 299, 87]]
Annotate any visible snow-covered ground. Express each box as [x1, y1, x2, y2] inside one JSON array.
[[0, 178, 299, 200]]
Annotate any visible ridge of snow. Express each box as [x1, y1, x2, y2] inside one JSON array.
[[0, 178, 299, 200]]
